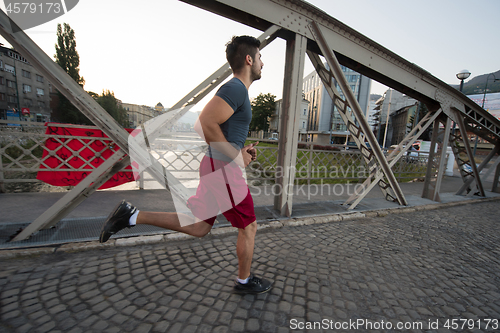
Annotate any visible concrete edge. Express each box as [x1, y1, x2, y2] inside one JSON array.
[[1, 195, 499, 258]]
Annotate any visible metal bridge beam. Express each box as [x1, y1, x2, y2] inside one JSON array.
[[308, 21, 407, 207], [1, 20, 281, 241], [306, 50, 393, 205], [181, 0, 500, 148], [11, 152, 128, 241], [422, 114, 452, 202], [344, 110, 442, 209], [274, 33, 307, 217], [457, 145, 500, 197], [454, 110, 485, 197]]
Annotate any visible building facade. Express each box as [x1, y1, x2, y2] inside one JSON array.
[[155, 102, 170, 114], [367, 96, 380, 132], [303, 64, 371, 144], [122, 103, 157, 128], [269, 96, 310, 141], [375, 89, 418, 147], [389, 103, 418, 146], [0, 46, 52, 122]]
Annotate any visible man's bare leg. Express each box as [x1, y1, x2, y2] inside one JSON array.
[[236, 221, 257, 279], [137, 211, 212, 238], [233, 221, 271, 293]]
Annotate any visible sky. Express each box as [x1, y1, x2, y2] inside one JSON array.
[[0, 0, 498, 111]]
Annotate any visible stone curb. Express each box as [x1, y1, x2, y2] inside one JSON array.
[[0, 247, 56, 258], [1, 195, 499, 258]]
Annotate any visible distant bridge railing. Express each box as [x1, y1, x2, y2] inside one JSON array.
[[0, 120, 436, 193], [0, 120, 130, 192], [246, 142, 435, 186]]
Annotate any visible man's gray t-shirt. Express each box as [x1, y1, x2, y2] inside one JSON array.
[[207, 77, 251, 161], [217, 77, 251, 148]]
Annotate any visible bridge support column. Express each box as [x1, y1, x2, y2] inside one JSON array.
[[422, 115, 452, 201], [274, 33, 307, 217], [493, 157, 500, 193]]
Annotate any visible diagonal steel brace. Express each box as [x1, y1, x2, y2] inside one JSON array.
[[0, 14, 280, 240], [12, 151, 129, 241], [453, 109, 485, 197], [307, 50, 394, 202], [344, 109, 442, 209], [308, 21, 407, 206]]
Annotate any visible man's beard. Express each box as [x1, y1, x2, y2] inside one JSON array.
[[251, 66, 261, 82]]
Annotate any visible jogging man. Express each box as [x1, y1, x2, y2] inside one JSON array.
[[99, 35, 272, 294]]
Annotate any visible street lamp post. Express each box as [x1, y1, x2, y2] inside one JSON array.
[[456, 69, 471, 92], [453, 70, 471, 136], [382, 89, 393, 149], [481, 73, 499, 109]]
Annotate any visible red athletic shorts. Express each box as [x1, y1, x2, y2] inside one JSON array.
[[187, 155, 256, 229]]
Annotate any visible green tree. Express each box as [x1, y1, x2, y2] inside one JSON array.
[[250, 93, 276, 131], [55, 23, 84, 86], [95, 90, 129, 128], [87, 91, 98, 99], [53, 23, 90, 124]]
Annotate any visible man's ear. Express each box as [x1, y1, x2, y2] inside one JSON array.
[[245, 54, 253, 65]]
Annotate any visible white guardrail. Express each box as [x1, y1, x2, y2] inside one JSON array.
[[0, 120, 436, 193]]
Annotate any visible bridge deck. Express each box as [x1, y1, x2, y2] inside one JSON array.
[[1, 175, 498, 249]]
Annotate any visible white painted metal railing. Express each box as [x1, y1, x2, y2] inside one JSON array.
[[1, 121, 433, 193]]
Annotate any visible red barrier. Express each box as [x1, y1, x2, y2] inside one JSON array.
[[36, 123, 136, 189]]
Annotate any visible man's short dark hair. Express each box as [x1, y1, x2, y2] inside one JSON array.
[[225, 36, 261, 73]]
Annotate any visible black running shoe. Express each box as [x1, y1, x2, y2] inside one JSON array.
[[99, 200, 137, 243], [234, 274, 272, 294]]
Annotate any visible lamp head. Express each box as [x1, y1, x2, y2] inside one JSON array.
[[456, 69, 471, 80]]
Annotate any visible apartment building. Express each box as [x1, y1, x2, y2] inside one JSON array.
[[303, 64, 371, 144], [374, 89, 418, 146], [269, 96, 310, 141], [0, 46, 52, 122], [122, 102, 160, 128]]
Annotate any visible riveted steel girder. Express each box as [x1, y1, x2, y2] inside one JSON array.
[[181, 0, 500, 145], [308, 21, 407, 207], [11, 152, 129, 241], [421, 114, 453, 202], [182, 0, 500, 207], [274, 33, 307, 217], [456, 145, 500, 196], [452, 109, 485, 197], [344, 110, 442, 209]]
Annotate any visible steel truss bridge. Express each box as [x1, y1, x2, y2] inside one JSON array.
[[2, 0, 499, 241]]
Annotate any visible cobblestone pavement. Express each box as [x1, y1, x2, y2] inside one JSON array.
[[1, 201, 500, 333]]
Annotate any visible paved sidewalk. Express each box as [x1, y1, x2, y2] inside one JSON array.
[[0, 172, 478, 225], [1, 200, 500, 332], [2, 174, 498, 249]]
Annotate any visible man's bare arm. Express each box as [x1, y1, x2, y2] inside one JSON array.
[[195, 96, 253, 166]]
